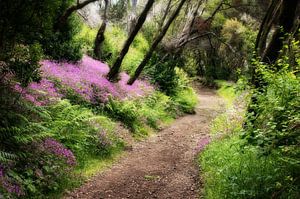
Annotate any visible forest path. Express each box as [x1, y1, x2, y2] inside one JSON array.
[[66, 87, 224, 199]]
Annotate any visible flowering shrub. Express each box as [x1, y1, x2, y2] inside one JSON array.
[[14, 79, 62, 106], [17, 56, 153, 106], [43, 138, 76, 166], [0, 165, 23, 197]]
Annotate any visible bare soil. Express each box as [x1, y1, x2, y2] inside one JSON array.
[[66, 87, 224, 199]]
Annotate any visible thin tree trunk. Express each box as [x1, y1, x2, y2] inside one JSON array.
[[177, 0, 203, 48], [55, 0, 98, 32], [158, 0, 172, 31], [94, 0, 109, 59], [107, 0, 155, 81], [127, 0, 187, 85]]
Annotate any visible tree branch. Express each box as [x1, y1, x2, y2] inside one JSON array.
[[55, 0, 99, 31]]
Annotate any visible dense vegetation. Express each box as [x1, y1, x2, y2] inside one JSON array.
[[0, 0, 299, 198]]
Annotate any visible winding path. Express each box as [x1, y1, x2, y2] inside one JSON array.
[[66, 87, 224, 199]]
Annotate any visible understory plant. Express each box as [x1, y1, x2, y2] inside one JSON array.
[[199, 41, 300, 198]]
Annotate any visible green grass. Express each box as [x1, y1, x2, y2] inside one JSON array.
[[199, 136, 299, 199], [75, 147, 124, 178], [198, 81, 299, 199], [215, 80, 236, 107]]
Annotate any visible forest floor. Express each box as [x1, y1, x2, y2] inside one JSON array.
[[66, 86, 225, 199]]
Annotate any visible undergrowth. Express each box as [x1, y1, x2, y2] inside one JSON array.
[[198, 76, 299, 198]]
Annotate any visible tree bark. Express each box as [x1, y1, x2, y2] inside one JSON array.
[[177, 0, 203, 48], [55, 0, 98, 32], [262, 0, 300, 63], [127, 0, 187, 85], [107, 0, 155, 81], [255, 0, 283, 57], [158, 0, 172, 31], [94, 0, 109, 59]]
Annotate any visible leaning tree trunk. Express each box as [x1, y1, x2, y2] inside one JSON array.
[[127, 0, 187, 85], [262, 0, 300, 63], [55, 0, 98, 32], [107, 0, 155, 81], [128, 0, 138, 34], [94, 0, 109, 59]]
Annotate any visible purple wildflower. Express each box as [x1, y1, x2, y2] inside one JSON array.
[[14, 56, 154, 105], [43, 138, 76, 166], [195, 136, 211, 153], [98, 131, 112, 148], [0, 165, 24, 196], [1, 180, 23, 196]]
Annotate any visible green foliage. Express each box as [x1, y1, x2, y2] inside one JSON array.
[[105, 98, 149, 136], [46, 100, 120, 163], [173, 87, 198, 114], [199, 90, 299, 199], [42, 14, 84, 61], [0, 84, 73, 197], [243, 56, 300, 161], [104, 91, 179, 136], [146, 53, 182, 95], [75, 24, 98, 55], [100, 26, 149, 74], [215, 80, 237, 106], [8, 43, 43, 86], [200, 136, 300, 199], [108, 0, 128, 22]]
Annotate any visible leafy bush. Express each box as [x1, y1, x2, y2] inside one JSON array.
[[8, 43, 43, 86], [200, 136, 300, 199], [105, 99, 148, 136], [105, 91, 178, 135], [42, 14, 84, 61], [243, 54, 300, 165], [46, 100, 120, 163], [0, 79, 75, 197], [75, 24, 98, 55], [173, 88, 198, 114], [145, 53, 182, 95], [199, 75, 299, 199]]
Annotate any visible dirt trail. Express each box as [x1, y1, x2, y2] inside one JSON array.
[[66, 87, 224, 199]]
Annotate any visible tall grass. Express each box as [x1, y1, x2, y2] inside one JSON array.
[[198, 82, 299, 199]]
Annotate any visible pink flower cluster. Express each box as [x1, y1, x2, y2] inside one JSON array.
[[195, 136, 211, 153], [16, 56, 153, 106], [43, 138, 76, 166], [41, 56, 153, 103], [14, 79, 62, 106]]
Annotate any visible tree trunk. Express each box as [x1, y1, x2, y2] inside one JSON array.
[[55, 0, 98, 32], [94, 0, 109, 59], [255, 0, 283, 57], [158, 0, 172, 31], [262, 0, 300, 63], [127, 0, 187, 85], [107, 0, 155, 81], [177, 0, 203, 48]]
